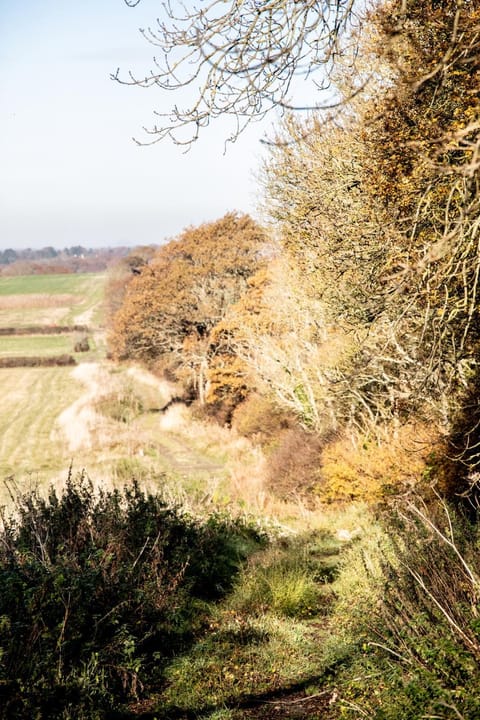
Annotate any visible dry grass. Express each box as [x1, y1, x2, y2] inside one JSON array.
[[0, 293, 77, 309], [0, 366, 85, 504]]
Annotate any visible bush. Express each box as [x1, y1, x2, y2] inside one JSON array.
[[231, 393, 295, 442], [265, 426, 327, 499], [0, 474, 266, 718], [0, 355, 76, 368], [95, 388, 143, 423]]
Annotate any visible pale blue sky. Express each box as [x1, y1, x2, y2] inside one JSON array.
[[0, 0, 272, 249]]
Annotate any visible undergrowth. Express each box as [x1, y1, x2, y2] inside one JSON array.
[[0, 474, 266, 719], [1, 471, 479, 720]]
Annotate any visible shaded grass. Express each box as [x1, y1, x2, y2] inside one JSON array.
[[162, 614, 328, 711], [156, 530, 348, 717]]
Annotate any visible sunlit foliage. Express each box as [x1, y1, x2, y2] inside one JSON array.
[[109, 213, 268, 401]]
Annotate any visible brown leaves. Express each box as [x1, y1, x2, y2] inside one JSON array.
[[108, 212, 268, 402]]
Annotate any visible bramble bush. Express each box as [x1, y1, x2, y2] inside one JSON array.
[[0, 474, 266, 719]]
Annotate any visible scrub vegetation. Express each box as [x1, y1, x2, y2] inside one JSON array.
[[2, 1, 480, 718]]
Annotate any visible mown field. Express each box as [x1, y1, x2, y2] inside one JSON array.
[[0, 272, 105, 328], [0, 273, 260, 511], [0, 366, 84, 483], [0, 274, 104, 502]]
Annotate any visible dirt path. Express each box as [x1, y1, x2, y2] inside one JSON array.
[[56, 363, 109, 452], [55, 362, 225, 478]]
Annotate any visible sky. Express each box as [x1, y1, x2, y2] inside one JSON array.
[[0, 0, 274, 250]]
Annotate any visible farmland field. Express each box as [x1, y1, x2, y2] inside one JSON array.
[[0, 366, 85, 482], [0, 334, 77, 357], [0, 272, 261, 512], [0, 273, 105, 327]]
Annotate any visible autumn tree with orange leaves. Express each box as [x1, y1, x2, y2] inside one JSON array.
[[109, 212, 268, 402]]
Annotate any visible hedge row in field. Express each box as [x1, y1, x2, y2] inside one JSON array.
[[0, 354, 76, 368], [0, 325, 89, 336]]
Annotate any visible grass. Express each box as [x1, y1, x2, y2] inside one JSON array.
[[155, 529, 348, 715], [0, 273, 105, 327], [0, 367, 84, 499], [162, 613, 327, 710], [0, 334, 76, 357], [0, 273, 108, 500], [0, 273, 101, 296]]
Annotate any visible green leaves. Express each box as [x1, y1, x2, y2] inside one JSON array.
[[0, 475, 265, 717]]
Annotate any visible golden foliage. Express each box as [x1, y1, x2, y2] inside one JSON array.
[[108, 212, 268, 401], [319, 422, 441, 503]]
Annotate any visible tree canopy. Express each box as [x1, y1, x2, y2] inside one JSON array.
[[109, 212, 268, 399]]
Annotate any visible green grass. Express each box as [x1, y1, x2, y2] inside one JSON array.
[[0, 273, 102, 296], [156, 530, 348, 717], [0, 334, 76, 357], [162, 613, 327, 710], [0, 273, 106, 327]]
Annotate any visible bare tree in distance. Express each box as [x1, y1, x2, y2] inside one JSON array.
[[115, 0, 361, 147]]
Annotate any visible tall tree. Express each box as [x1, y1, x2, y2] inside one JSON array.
[[358, 0, 480, 422], [109, 212, 268, 400]]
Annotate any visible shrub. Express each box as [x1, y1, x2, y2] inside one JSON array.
[[265, 426, 327, 499], [74, 336, 90, 353], [231, 393, 294, 442], [0, 355, 76, 368], [0, 474, 266, 718], [95, 389, 143, 423], [318, 423, 438, 503], [0, 325, 88, 336]]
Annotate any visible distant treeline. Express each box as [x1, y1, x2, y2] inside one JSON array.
[[1, 246, 93, 264], [0, 246, 138, 275]]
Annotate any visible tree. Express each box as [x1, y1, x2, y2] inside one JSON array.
[[260, 112, 390, 325], [103, 246, 157, 328], [208, 257, 346, 430], [356, 0, 480, 424], [109, 212, 268, 401], [117, 0, 361, 146], [255, 0, 480, 441]]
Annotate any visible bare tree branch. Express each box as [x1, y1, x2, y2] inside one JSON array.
[[116, 0, 361, 146]]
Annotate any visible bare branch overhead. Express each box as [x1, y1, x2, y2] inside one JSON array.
[[116, 0, 360, 146]]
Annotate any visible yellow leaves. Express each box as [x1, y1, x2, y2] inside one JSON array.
[[318, 423, 440, 503]]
